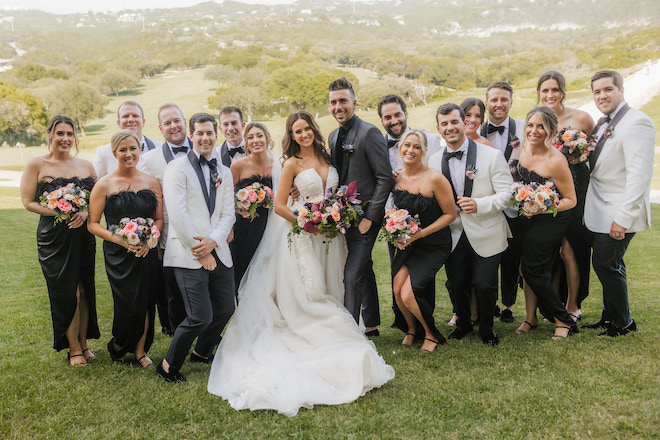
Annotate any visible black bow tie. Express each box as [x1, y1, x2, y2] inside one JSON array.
[[172, 146, 188, 155], [487, 124, 505, 135], [199, 156, 217, 171], [228, 146, 245, 158], [443, 150, 464, 161], [387, 138, 399, 149]]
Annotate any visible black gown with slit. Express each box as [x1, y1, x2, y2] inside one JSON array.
[[36, 176, 100, 351], [230, 175, 272, 294], [390, 189, 451, 341], [103, 190, 159, 361]]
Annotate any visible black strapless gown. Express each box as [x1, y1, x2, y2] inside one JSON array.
[[103, 190, 159, 361], [390, 190, 451, 341], [230, 175, 272, 295], [512, 164, 575, 327], [36, 177, 100, 351]]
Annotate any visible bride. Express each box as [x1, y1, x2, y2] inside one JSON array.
[[208, 111, 394, 416]]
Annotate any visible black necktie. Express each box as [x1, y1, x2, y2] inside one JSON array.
[[487, 124, 505, 135], [228, 146, 245, 158], [172, 146, 188, 155], [387, 138, 398, 149], [443, 150, 464, 161]]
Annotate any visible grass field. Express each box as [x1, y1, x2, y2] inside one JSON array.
[[1, 199, 659, 439]]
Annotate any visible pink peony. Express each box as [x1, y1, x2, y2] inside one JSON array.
[[57, 198, 73, 213], [247, 189, 258, 203], [410, 221, 419, 234], [123, 221, 139, 234]]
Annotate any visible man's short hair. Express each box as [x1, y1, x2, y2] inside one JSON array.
[[189, 112, 217, 134], [328, 77, 355, 98], [157, 103, 184, 123], [486, 81, 514, 98], [377, 94, 407, 118], [436, 103, 465, 121], [219, 106, 244, 123], [591, 70, 624, 90], [117, 101, 144, 119]]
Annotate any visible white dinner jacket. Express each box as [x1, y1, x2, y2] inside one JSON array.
[[162, 151, 235, 269], [429, 141, 513, 257], [141, 138, 192, 247], [584, 105, 655, 233]]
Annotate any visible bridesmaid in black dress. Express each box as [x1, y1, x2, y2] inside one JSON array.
[[537, 71, 595, 319], [513, 107, 578, 340], [229, 123, 276, 296], [390, 129, 456, 353], [20, 115, 100, 367], [88, 129, 163, 367]]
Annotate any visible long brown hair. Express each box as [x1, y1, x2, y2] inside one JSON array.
[[281, 111, 332, 165]]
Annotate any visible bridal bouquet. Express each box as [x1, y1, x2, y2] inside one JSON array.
[[235, 182, 275, 221], [289, 181, 364, 244], [39, 182, 90, 225], [109, 217, 160, 249], [379, 208, 420, 246], [553, 128, 597, 163], [510, 181, 560, 217]]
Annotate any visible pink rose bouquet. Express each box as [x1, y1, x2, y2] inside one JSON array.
[[379, 208, 420, 246], [234, 182, 275, 221], [510, 180, 560, 218], [553, 127, 597, 163], [109, 217, 160, 249], [288, 181, 364, 245], [39, 182, 90, 225]]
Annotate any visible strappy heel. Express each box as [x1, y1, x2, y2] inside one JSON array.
[[401, 332, 415, 346], [515, 320, 538, 335]]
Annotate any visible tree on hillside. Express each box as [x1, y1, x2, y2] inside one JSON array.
[[208, 86, 269, 123], [99, 68, 139, 96], [0, 82, 49, 145], [46, 81, 108, 136]]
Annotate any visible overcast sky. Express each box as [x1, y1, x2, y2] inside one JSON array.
[[1, 0, 301, 15]]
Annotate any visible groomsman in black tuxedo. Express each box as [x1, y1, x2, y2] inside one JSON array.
[[583, 70, 655, 336], [431, 103, 513, 345], [93, 101, 159, 177], [156, 113, 235, 383], [481, 82, 525, 324], [142, 103, 192, 335], [328, 78, 394, 337], [216, 107, 246, 168]]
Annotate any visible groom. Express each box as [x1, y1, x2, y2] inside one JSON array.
[[156, 113, 236, 382], [583, 70, 655, 336], [328, 78, 394, 336]]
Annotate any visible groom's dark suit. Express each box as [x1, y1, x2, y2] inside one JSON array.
[[162, 149, 235, 371], [329, 115, 394, 326]]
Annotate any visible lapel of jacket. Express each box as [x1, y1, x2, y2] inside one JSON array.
[[187, 150, 213, 214], [341, 117, 361, 183], [503, 118, 517, 162], [162, 142, 174, 164], [143, 137, 155, 152], [220, 142, 231, 168], [463, 139, 477, 198], [589, 103, 631, 172], [440, 146, 458, 203]]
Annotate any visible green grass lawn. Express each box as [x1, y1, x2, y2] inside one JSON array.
[[1, 201, 659, 439]]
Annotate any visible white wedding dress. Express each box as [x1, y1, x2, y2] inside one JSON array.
[[208, 167, 394, 416]]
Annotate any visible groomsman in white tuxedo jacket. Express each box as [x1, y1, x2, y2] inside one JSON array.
[[480, 81, 525, 323], [216, 106, 246, 168], [583, 70, 655, 337], [141, 103, 192, 335], [93, 101, 160, 177], [430, 103, 513, 345], [156, 113, 235, 383]]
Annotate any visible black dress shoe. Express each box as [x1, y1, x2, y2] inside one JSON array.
[[190, 352, 213, 364], [155, 361, 187, 383], [482, 332, 500, 346], [500, 309, 514, 323], [365, 329, 380, 337], [582, 319, 610, 330], [493, 305, 501, 318], [448, 326, 472, 340], [600, 319, 637, 337]]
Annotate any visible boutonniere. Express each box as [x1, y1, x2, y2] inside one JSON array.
[[212, 172, 222, 188], [509, 133, 521, 149], [465, 164, 478, 180], [342, 144, 355, 154], [604, 125, 614, 139]]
